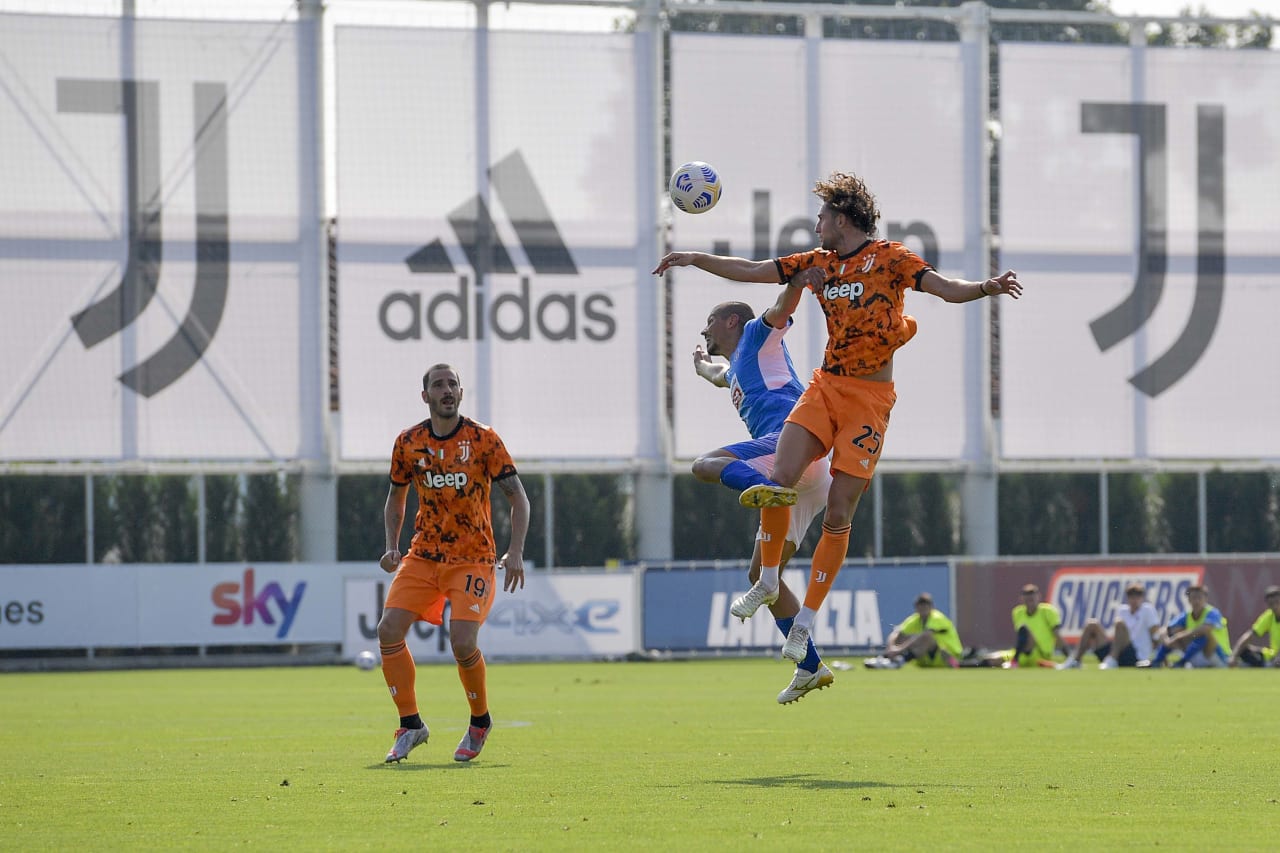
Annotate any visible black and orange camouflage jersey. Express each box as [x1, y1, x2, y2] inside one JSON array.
[[389, 416, 517, 566], [774, 239, 933, 376]]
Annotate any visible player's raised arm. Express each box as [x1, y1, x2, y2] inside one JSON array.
[[652, 251, 780, 283], [761, 281, 807, 328]]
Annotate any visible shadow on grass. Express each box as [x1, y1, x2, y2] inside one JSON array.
[[365, 762, 510, 771], [711, 774, 903, 790]]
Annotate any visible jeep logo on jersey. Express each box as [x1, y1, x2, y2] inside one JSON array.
[[57, 79, 230, 397], [822, 280, 865, 303], [422, 471, 469, 489], [380, 150, 617, 343]]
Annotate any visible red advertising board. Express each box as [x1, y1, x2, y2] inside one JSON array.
[[955, 557, 1280, 652]]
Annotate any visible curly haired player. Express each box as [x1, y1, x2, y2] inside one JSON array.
[[655, 171, 1022, 663]]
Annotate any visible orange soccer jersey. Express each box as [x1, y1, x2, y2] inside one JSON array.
[[389, 417, 517, 566], [774, 239, 932, 377]]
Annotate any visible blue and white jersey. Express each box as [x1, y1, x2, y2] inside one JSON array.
[[724, 316, 805, 439]]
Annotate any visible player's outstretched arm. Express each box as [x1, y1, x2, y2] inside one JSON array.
[[652, 251, 779, 283], [497, 474, 529, 592], [693, 345, 729, 387], [920, 269, 1023, 303]]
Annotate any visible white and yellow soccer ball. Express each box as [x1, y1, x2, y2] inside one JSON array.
[[355, 650, 379, 671], [669, 161, 721, 214]]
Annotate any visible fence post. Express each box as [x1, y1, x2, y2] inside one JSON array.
[[1197, 469, 1208, 554], [1099, 470, 1109, 555], [85, 472, 95, 565], [959, 0, 998, 557], [298, 0, 337, 562], [544, 471, 555, 569], [633, 0, 673, 561]]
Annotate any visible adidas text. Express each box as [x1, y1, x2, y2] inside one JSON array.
[[380, 277, 616, 343]]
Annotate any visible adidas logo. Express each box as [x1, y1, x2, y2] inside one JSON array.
[[859, 459, 870, 469], [379, 150, 617, 343], [469, 603, 481, 614]]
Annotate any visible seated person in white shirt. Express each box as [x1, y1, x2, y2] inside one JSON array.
[[1056, 583, 1161, 670]]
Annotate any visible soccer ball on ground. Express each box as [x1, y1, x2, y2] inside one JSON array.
[[669, 161, 721, 214], [355, 650, 379, 671]]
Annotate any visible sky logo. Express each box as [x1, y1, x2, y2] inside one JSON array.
[[211, 568, 306, 639]]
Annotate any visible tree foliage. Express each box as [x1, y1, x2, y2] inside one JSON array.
[[0, 476, 85, 564]]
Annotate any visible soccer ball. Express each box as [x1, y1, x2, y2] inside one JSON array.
[[355, 650, 379, 671], [669, 161, 721, 214]]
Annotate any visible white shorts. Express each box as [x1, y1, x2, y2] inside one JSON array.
[[746, 453, 832, 546]]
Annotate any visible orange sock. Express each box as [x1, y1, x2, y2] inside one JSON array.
[[379, 640, 418, 718], [803, 521, 851, 611], [456, 648, 488, 716], [759, 506, 791, 570]]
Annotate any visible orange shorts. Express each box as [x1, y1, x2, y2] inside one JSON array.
[[383, 554, 497, 625], [786, 368, 896, 480]]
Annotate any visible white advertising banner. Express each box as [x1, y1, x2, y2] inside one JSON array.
[[1000, 44, 1280, 459], [342, 570, 640, 660], [0, 563, 344, 649], [336, 27, 645, 461], [0, 15, 313, 461], [669, 35, 977, 462], [1, 562, 638, 659]]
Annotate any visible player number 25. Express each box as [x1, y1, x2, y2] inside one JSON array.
[[852, 425, 882, 454]]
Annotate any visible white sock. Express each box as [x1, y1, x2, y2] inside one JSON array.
[[759, 565, 779, 590], [1102, 655, 1116, 666], [795, 607, 817, 630]]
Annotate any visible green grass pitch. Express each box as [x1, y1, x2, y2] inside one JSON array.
[[1, 659, 1276, 850]]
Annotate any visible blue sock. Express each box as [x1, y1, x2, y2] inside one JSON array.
[[1151, 644, 1170, 666], [719, 460, 770, 491], [775, 616, 822, 673], [1176, 636, 1207, 666]]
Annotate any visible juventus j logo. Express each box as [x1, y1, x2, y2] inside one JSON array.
[[1081, 102, 1224, 398], [57, 79, 230, 397]]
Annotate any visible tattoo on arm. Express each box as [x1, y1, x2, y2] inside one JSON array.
[[498, 476, 524, 498]]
